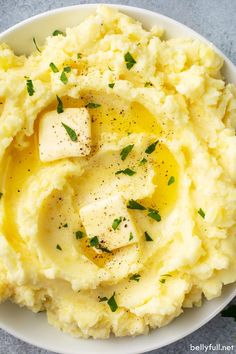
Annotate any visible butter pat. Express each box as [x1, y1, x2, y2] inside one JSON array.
[[79, 195, 139, 251], [39, 108, 91, 162]]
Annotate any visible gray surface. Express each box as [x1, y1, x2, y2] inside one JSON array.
[[0, 0, 236, 353]]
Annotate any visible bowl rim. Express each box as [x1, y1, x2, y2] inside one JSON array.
[[0, 3, 236, 354]]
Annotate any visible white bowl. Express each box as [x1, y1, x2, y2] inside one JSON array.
[[0, 4, 236, 354]]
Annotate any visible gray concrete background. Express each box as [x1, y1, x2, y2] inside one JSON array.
[[0, 1, 236, 353]]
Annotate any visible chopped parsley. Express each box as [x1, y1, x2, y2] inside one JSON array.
[[52, 29, 65, 36], [127, 199, 146, 210], [130, 274, 141, 282], [115, 168, 136, 176], [56, 95, 64, 113], [159, 279, 166, 284], [61, 122, 77, 142], [120, 144, 134, 161], [221, 305, 236, 321], [64, 66, 71, 73], [26, 79, 35, 96], [60, 70, 68, 85], [145, 140, 159, 154], [124, 52, 136, 70], [112, 217, 122, 230], [62, 223, 68, 228], [144, 231, 153, 241], [77, 53, 82, 59], [144, 82, 153, 87], [0, 192, 3, 200], [107, 293, 118, 312], [168, 176, 175, 185], [98, 296, 108, 302], [108, 83, 115, 88], [56, 244, 62, 251], [198, 208, 205, 219], [98, 246, 112, 253], [139, 158, 147, 165], [33, 37, 41, 53], [75, 231, 84, 240], [129, 232, 134, 241], [85, 102, 101, 109], [89, 236, 99, 247], [147, 209, 161, 222], [49, 62, 59, 73]]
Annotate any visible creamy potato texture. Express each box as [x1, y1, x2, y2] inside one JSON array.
[[0, 5, 236, 338]]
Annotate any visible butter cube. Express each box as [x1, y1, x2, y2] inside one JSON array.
[[39, 108, 91, 162], [79, 195, 139, 251]]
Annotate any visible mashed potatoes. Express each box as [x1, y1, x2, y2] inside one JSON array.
[[0, 5, 236, 338]]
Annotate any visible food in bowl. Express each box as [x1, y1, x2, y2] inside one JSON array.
[[0, 5, 236, 339]]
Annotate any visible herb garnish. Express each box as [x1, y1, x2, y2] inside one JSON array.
[[89, 236, 99, 247], [124, 52, 136, 70], [33, 37, 41, 52], [115, 168, 136, 176], [49, 62, 59, 73], [75, 231, 84, 240], [130, 274, 141, 282], [62, 223, 68, 228], [60, 71, 68, 85], [168, 176, 175, 185], [61, 122, 77, 142], [56, 95, 64, 114], [129, 232, 134, 241], [0, 192, 3, 199], [85, 102, 101, 109], [56, 244, 62, 251], [147, 209, 161, 222], [198, 208, 205, 219], [159, 279, 166, 284], [107, 293, 118, 312], [127, 199, 146, 210], [112, 217, 122, 230], [145, 140, 159, 154], [108, 83, 115, 88], [64, 66, 71, 73], [139, 158, 147, 165], [120, 144, 134, 161], [52, 30, 65, 36], [144, 82, 153, 87], [77, 53, 82, 59], [98, 296, 108, 302], [26, 79, 35, 96], [144, 231, 153, 241], [221, 305, 236, 321]]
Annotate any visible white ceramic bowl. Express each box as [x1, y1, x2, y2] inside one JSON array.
[[0, 4, 236, 354]]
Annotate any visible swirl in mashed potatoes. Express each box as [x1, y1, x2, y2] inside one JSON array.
[[0, 5, 236, 338]]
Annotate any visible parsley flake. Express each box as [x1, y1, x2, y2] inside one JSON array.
[[98, 296, 108, 302], [130, 274, 141, 282], [107, 293, 118, 312], [49, 62, 59, 73], [145, 140, 159, 154], [115, 168, 136, 176], [159, 279, 166, 284], [64, 66, 71, 73], [75, 231, 84, 240], [77, 53, 82, 59], [129, 232, 134, 241], [144, 82, 153, 87], [127, 199, 146, 210], [85, 102, 101, 109], [56, 95, 64, 114], [52, 30, 65, 36], [120, 144, 134, 161], [112, 217, 122, 230], [198, 208, 205, 219], [168, 176, 175, 185], [147, 209, 161, 222], [60, 70, 68, 85], [144, 231, 153, 241], [89, 236, 99, 247], [61, 122, 77, 142], [124, 52, 136, 70], [108, 83, 115, 88], [139, 158, 147, 165], [56, 244, 62, 251], [62, 223, 68, 228], [221, 305, 236, 321], [33, 37, 41, 53], [26, 79, 35, 96]]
